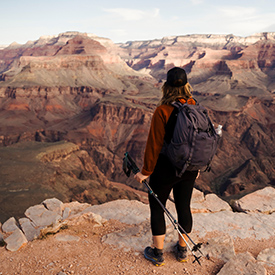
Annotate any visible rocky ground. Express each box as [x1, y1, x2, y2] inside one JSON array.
[[1, 187, 275, 275], [1, 218, 274, 275]]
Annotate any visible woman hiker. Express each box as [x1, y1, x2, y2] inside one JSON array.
[[134, 67, 199, 266]]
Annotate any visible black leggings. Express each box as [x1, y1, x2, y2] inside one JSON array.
[[148, 154, 198, 236]]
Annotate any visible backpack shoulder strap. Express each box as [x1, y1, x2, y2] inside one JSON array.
[[164, 102, 181, 144]]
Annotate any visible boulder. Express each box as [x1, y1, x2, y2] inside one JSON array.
[[43, 198, 63, 216], [19, 217, 41, 241], [25, 204, 62, 227], [2, 217, 18, 233], [217, 252, 267, 275], [4, 228, 28, 252], [233, 187, 275, 214], [191, 190, 232, 213]]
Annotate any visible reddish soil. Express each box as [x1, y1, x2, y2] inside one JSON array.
[[0, 219, 274, 275]]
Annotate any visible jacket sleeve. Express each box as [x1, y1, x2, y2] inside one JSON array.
[[141, 105, 173, 175]]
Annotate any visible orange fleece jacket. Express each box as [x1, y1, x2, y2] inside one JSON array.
[[141, 98, 196, 176]]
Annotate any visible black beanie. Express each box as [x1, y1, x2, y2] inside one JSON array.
[[166, 67, 187, 87]]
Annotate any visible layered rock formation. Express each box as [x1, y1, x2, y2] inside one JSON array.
[[0, 31, 274, 214], [119, 32, 275, 98]]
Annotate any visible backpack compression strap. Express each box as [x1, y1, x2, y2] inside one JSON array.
[[177, 104, 199, 177]]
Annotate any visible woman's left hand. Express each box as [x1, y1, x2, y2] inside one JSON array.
[[134, 172, 149, 183]]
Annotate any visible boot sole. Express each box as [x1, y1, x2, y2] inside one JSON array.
[[144, 254, 165, 266], [177, 258, 188, 263]]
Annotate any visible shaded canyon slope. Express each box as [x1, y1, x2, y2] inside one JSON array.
[[0, 32, 274, 215]]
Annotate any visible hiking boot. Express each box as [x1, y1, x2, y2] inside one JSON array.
[[174, 242, 188, 262], [144, 247, 164, 266]]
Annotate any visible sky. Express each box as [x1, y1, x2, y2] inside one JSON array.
[[1, 0, 275, 45]]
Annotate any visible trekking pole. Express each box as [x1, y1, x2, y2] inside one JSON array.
[[123, 152, 203, 265], [142, 179, 202, 265]]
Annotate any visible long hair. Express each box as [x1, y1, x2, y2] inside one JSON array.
[[159, 81, 193, 105]]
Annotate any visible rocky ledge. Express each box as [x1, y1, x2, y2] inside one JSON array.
[[0, 187, 274, 274]]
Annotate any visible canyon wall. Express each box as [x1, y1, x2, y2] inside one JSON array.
[[0, 32, 274, 218]]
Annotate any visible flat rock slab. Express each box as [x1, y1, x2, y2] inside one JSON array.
[[19, 217, 41, 241], [25, 204, 62, 227], [2, 217, 18, 233], [217, 252, 267, 275], [102, 220, 185, 252], [4, 228, 28, 252], [191, 188, 205, 203], [102, 221, 152, 252], [88, 199, 149, 225], [257, 248, 275, 267], [203, 193, 232, 212], [193, 211, 275, 240], [233, 186, 275, 214], [201, 234, 235, 262]]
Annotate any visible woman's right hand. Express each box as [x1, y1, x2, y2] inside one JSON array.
[[134, 172, 149, 183]]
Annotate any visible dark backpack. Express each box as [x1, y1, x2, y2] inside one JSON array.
[[161, 100, 220, 177]]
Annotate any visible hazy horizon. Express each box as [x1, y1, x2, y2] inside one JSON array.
[[1, 0, 275, 46]]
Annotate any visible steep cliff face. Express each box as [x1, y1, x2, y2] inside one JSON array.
[[0, 31, 274, 205], [0, 141, 142, 223]]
